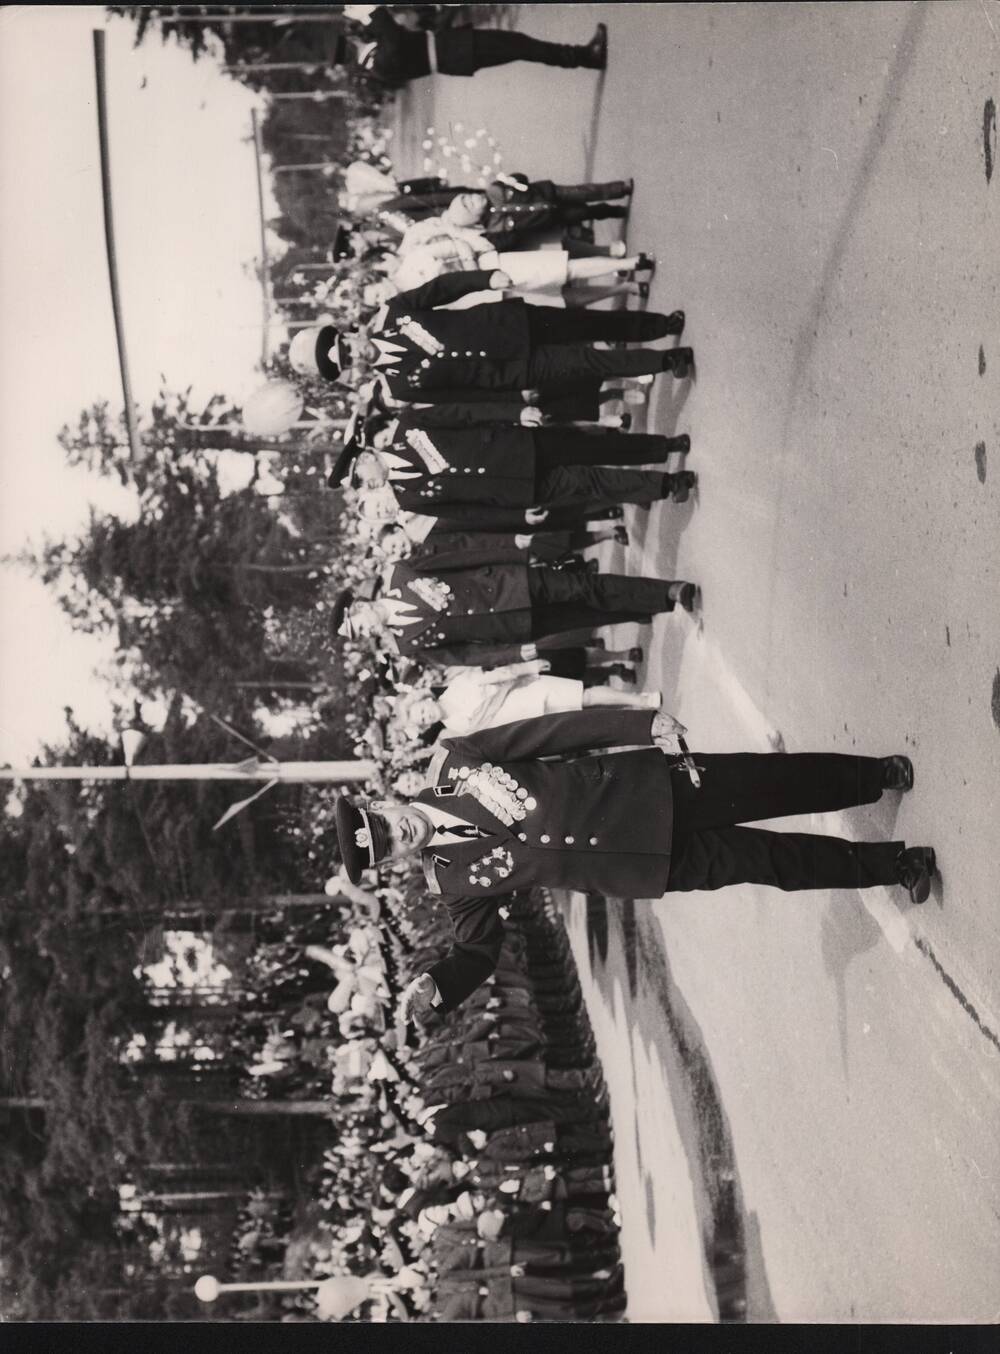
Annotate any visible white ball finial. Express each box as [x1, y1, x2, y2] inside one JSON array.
[[195, 1275, 221, 1303]]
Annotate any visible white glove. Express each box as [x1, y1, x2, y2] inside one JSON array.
[[651, 710, 687, 749], [519, 406, 544, 427], [397, 973, 439, 1024]]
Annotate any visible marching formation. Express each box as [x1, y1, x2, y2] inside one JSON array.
[[304, 12, 939, 1027]]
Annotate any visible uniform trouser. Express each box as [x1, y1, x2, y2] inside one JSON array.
[[549, 181, 632, 203], [534, 426, 672, 468], [514, 1270, 622, 1302], [529, 343, 673, 389], [517, 1243, 621, 1274], [459, 30, 600, 71], [664, 754, 905, 892], [527, 308, 672, 345], [555, 202, 629, 224], [537, 464, 668, 510], [528, 566, 675, 637]]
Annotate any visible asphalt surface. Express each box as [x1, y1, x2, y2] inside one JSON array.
[[391, 2, 1000, 1322]]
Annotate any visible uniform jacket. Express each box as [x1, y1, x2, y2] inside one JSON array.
[[364, 272, 534, 399], [360, 8, 490, 85], [378, 557, 534, 669], [432, 1220, 515, 1274], [480, 174, 569, 248], [463, 1121, 559, 1162], [434, 1270, 518, 1321], [415, 709, 673, 1010], [375, 410, 538, 508]]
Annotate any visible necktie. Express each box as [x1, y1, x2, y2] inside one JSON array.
[[437, 824, 490, 840]]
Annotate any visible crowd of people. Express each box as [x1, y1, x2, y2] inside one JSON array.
[[217, 7, 940, 1321], [254, 878, 627, 1322]]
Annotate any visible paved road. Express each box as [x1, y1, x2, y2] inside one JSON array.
[[392, 2, 1000, 1322]]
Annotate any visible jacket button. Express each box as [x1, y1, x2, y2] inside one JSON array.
[[478, 467, 485, 474], [518, 833, 527, 842], [540, 834, 550, 844], [464, 467, 472, 473], [564, 836, 575, 845], [589, 836, 598, 846]]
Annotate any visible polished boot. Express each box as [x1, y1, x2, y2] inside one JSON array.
[[666, 581, 698, 611], [662, 469, 697, 503], [896, 846, 935, 904], [880, 755, 914, 791], [662, 347, 694, 378]]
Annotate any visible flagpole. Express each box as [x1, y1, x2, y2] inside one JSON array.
[[93, 30, 143, 462], [0, 761, 375, 784]]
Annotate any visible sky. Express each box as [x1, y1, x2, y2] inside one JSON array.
[[0, 5, 284, 766]]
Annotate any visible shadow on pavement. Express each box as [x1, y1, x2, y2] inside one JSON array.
[[781, 2, 928, 440], [820, 891, 884, 1081], [581, 891, 778, 1322]]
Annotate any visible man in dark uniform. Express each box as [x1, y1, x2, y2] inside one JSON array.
[[330, 553, 698, 669], [328, 404, 695, 516], [340, 8, 607, 88], [377, 174, 633, 229], [333, 709, 937, 1015], [286, 270, 693, 403]]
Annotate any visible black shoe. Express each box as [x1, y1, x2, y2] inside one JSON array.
[[667, 581, 698, 611], [666, 310, 686, 336], [585, 557, 600, 574], [613, 525, 629, 545], [880, 755, 914, 791], [634, 252, 656, 278], [896, 846, 935, 904], [606, 664, 636, 684], [627, 646, 643, 662], [616, 412, 632, 431], [637, 280, 650, 300], [666, 469, 697, 503], [667, 433, 691, 455], [582, 22, 607, 69], [665, 346, 694, 378]]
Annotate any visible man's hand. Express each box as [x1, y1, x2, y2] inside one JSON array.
[[519, 406, 544, 427], [651, 711, 688, 749], [524, 506, 548, 525], [489, 270, 512, 289], [397, 973, 439, 1024], [520, 388, 540, 403]]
